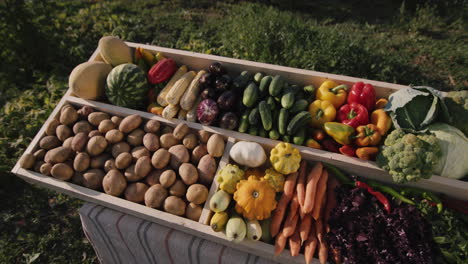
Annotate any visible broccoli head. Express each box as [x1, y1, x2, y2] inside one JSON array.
[[376, 129, 441, 183], [444, 90, 468, 137]]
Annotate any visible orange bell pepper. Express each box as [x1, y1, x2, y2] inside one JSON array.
[[354, 124, 382, 146], [375, 98, 389, 109], [356, 147, 379, 160], [371, 109, 392, 136]]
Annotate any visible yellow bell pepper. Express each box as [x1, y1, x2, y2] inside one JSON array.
[[308, 100, 336, 128], [137, 47, 157, 67], [371, 109, 392, 136], [316, 80, 348, 109]]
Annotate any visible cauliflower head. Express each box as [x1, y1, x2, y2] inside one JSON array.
[[216, 164, 245, 194], [376, 129, 441, 183]]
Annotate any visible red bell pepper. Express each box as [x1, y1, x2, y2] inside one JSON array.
[[339, 145, 356, 157], [356, 181, 391, 214], [337, 103, 369, 128], [347, 82, 376, 112]]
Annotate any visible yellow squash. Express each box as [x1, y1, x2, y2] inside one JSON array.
[[234, 176, 277, 220], [270, 142, 301, 175]]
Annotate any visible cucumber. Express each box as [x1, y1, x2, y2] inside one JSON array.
[[242, 82, 259, 107], [282, 135, 291, 143], [248, 107, 260, 125], [278, 108, 289, 135], [295, 90, 306, 101], [258, 127, 267, 138], [233, 71, 252, 90], [293, 128, 306, 145], [266, 96, 276, 110], [289, 84, 301, 94], [259, 76, 272, 94], [254, 72, 264, 84], [287, 111, 312, 135], [281, 92, 295, 109], [269, 129, 280, 140], [269, 75, 284, 96], [289, 99, 309, 113], [238, 109, 250, 133], [304, 84, 315, 94], [259, 101, 272, 131], [248, 126, 258, 136]]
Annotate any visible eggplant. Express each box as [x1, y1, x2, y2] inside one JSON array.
[[200, 87, 217, 100], [217, 90, 238, 110], [197, 99, 219, 125], [215, 74, 232, 91], [209, 62, 225, 76], [199, 72, 214, 88], [219, 112, 239, 130]]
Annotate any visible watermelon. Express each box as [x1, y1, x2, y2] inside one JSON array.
[[105, 63, 148, 109]]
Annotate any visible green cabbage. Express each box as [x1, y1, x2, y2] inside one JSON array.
[[428, 123, 468, 179]]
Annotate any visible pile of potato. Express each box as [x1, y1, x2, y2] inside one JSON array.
[[20, 104, 226, 221]]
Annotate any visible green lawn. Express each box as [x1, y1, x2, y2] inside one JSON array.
[[0, 0, 466, 263]]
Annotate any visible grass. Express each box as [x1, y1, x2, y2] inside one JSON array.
[[0, 0, 466, 262]]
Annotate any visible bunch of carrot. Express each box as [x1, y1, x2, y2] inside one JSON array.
[[270, 161, 341, 264]]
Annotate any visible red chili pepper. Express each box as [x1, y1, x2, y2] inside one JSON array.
[[339, 145, 356, 157], [322, 139, 340, 153], [356, 181, 391, 213], [347, 82, 376, 112], [337, 103, 369, 128]]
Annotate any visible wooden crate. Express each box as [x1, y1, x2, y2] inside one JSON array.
[[11, 42, 468, 264]]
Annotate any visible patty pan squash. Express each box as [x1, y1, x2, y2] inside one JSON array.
[[263, 168, 285, 192], [270, 142, 301, 174], [234, 176, 277, 220], [217, 164, 245, 194]]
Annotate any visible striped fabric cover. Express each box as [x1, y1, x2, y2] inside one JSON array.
[[79, 203, 278, 264]]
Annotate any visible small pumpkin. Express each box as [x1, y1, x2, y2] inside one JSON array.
[[216, 164, 245, 194], [263, 168, 285, 192], [234, 176, 277, 220], [270, 142, 301, 175]]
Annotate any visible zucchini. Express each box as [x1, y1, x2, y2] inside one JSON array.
[[242, 82, 259, 107], [233, 71, 252, 90], [248, 126, 258, 136], [254, 72, 264, 84], [269, 129, 280, 140], [248, 107, 260, 125], [289, 99, 309, 113], [293, 128, 306, 145], [259, 101, 272, 131], [259, 76, 273, 94], [269, 75, 284, 96], [287, 111, 312, 135], [238, 109, 250, 133], [281, 92, 295, 109], [278, 108, 289, 135]]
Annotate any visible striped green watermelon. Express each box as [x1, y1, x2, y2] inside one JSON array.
[[105, 63, 148, 109]]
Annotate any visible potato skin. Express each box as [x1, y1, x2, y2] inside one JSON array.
[[143, 133, 160, 152], [119, 114, 142, 133], [62, 136, 74, 149], [131, 146, 150, 161], [98, 119, 115, 134], [169, 180, 187, 197], [182, 133, 198, 150], [151, 148, 170, 169], [51, 163, 74, 181], [88, 112, 110, 126], [198, 130, 211, 143], [179, 163, 198, 185], [207, 134, 225, 158], [88, 130, 102, 138], [168, 145, 189, 168], [73, 120, 93, 134], [144, 169, 163, 186], [105, 129, 124, 144], [112, 142, 130, 158], [173, 123, 189, 140], [45, 147, 71, 164], [127, 129, 145, 146], [20, 153, 36, 169], [124, 182, 149, 203], [74, 152, 90, 172], [111, 116, 122, 126], [102, 169, 127, 196], [144, 120, 160, 133], [34, 149, 46, 161], [164, 196, 186, 216], [160, 134, 179, 149], [45, 119, 60, 136], [87, 136, 108, 156], [197, 154, 217, 185], [104, 159, 117, 172], [185, 203, 202, 221], [72, 132, 89, 152], [40, 162, 53, 176], [82, 169, 105, 190], [135, 156, 152, 179], [40, 136, 61, 150], [191, 144, 207, 164], [60, 106, 78, 126], [144, 184, 168, 208], [90, 153, 111, 169], [186, 184, 208, 205], [159, 169, 176, 188], [115, 152, 132, 169]]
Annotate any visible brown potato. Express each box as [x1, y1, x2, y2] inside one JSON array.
[[88, 130, 102, 138], [60, 106, 78, 125], [124, 182, 149, 203], [82, 169, 105, 190], [51, 163, 74, 181], [56, 125, 72, 142], [87, 136, 108, 156], [207, 134, 225, 158], [160, 134, 179, 149], [72, 171, 84, 185], [127, 129, 145, 146], [73, 120, 93, 134], [102, 169, 127, 196], [91, 153, 111, 169], [191, 144, 207, 164], [98, 119, 115, 134], [88, 112, 110, 126], [151, 148, 170, 169], [115, 152, 132, 169], [144, 184, 168, 208], [169, 180, 186, 197], [74, 152, 90, 172], [144, 120, 160, 133], [77, 106, 94, 119], [144, 169, 163, 186], [111, 116, 122, 126], [124, 164, 145, 182], [186, 184, 208, 205], [119, 114, 142, 133], [182, 133, 198, 150], [185, 203, 202, 221], [168, 145, 189, 168], [163, 196, 186, 216], [179, 163, 198, 185], [198, 130, 211, 143], [62, 136, 74, 149], [34, 160, 45, 172], [45, 119, 60, 136], [45, 147, 71, 164], [112, 142, 130, 158], [197, 154, 217, 185], [143, 133, 159, 152], [104, 159, 117, 172], [33, 149, 46, 161], [40, 162, 52, 175], [71, 132, 88, 152], [135, 156, 152, 178], [159, 169, 176, 188], [131, 146, 150, 161], [105, 129, 124, 144], [173, 123, 189, 140], [161, 126, 174, 135], [39, 136, 61, 150]]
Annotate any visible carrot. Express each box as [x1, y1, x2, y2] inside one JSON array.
[[299, 214, 312, 244], [282, 207, 299, 238], [296, 160, 307, 210], [324, 176, 340, 230], [312, 169, 329, 220], [289, 194, 300, 218], [288, 227, 301, 257], [315, 218, 324, 243], [270, 194, 290, 237], [274, 232, 287, 256], [331, 248, 342, 264], [304, 223, 318, 264], [318, 240, 328, 264], [283, 171, 298, 200], [303, 162, 323, 214]]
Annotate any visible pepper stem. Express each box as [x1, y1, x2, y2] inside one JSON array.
[[330, 84, 348, 94], [364, 126, 374, 137], [315, 109, 324, 120], [347, 109, 357, 119]]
